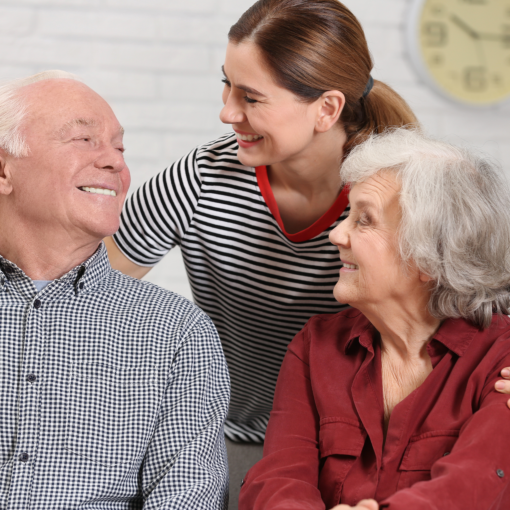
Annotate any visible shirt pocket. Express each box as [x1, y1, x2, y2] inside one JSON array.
[[65, 362, 162, 467], [318, 419, 366, 508], [397, 430, 459, 490]]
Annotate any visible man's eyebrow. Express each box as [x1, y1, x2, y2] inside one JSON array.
[[221, 65, 265, 97], [58, 118, 97, 137]]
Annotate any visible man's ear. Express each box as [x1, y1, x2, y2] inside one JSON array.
[[315, 90, 345, 133], [0, 148, 14, 196]]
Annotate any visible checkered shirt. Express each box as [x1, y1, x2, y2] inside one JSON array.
[[0, 243, 230, 510]]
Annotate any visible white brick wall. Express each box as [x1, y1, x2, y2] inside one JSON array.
[[1, 0, 509, 297]]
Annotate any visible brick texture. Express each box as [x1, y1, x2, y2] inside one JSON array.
[[1, 0, 508, 295]]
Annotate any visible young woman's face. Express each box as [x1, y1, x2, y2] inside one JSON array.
[[220, 41, 324, 168]]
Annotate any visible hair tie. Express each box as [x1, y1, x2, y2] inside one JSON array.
[[362, 75, 374, 99]]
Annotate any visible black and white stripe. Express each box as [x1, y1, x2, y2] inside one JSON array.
[[114, 133, 349, 443]]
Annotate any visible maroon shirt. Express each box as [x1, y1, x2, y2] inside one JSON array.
[[239, 309, 510, 510]]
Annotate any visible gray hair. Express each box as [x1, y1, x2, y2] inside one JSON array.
[[0, 70, 80, 157], [341, 128, 510, 329]]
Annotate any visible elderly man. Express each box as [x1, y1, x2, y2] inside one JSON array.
[[0, 71, 230, 509]]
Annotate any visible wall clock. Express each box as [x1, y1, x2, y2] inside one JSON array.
[[406, 0, 510, 107]]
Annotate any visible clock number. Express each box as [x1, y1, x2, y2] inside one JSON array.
[[423, 22, 448, 47], [504, 25, 510, 49], [464, 67, 487, 91]]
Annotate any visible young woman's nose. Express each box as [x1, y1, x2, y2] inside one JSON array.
[[219, 89, 247, 125]]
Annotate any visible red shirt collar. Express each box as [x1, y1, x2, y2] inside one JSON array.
[[344, 310, 483, 357], [256, 165, 349, 243]]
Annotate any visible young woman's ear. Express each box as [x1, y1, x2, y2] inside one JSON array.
[[315, 90, 345, 133], [0, 149, 14, 196]]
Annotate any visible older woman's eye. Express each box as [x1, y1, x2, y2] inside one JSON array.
[[356, 213, 370, 226], [221, 78, 231, 87], [243, 96, 258, 104]]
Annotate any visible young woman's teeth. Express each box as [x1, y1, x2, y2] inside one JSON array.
[[81, 187, 117, 197], [237, 133, 263, 142], [344, 263, 359, 269]]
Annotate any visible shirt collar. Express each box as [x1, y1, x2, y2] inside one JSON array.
[[0, 242, 111, 296], [344, 310, 480, 358]]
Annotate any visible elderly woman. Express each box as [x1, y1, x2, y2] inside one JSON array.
[[239, 128, 510, 510]]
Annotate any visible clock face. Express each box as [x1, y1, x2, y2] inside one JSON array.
[[409, 0, 510, 106]]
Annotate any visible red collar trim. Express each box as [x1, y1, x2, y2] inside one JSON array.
[[256, 165, 349, 243]]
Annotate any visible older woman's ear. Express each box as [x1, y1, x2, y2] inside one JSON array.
[[419, 272, 434, 283], [495, 368, 510, 409]]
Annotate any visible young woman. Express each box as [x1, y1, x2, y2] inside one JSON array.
[[105, 0, 510, 507]]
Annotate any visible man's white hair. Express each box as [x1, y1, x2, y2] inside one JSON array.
[[0, 70, 80, 158]]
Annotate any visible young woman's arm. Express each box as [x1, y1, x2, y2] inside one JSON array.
[[104, 236, 152, 279]]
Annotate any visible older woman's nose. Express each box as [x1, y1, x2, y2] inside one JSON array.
[[329, 220, 350, 247]]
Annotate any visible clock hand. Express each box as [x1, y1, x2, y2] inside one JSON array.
[[450, 14, 479, 40], [478, 33, 510, 43]]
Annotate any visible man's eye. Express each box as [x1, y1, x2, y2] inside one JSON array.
[[243, 96, 258, 104]]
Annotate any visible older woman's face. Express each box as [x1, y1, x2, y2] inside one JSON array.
[[330, 172, 421, 309]]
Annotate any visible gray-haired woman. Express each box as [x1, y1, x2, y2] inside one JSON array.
[[240, 128, 510, 510]]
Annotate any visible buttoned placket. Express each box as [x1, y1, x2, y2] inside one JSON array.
[[6, 281, 47, 510]]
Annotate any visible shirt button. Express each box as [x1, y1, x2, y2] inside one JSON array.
[[19, 452, 29, 463], [79, 282, 84, 290], [497, 469, 505, 478], [240, 480, 245, 488], [33, 299, 42, 309], [26, 374, 37, 383]]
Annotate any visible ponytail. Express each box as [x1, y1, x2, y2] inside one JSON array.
[[342, 80, 419, 157]]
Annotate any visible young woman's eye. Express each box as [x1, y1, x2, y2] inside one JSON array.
[[243, 96, 258, 104], [221, 78, 231, 87]]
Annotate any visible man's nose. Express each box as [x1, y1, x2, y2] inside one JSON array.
[[95, 145, 126, 173]]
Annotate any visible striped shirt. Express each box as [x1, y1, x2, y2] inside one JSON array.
[[114, 133, 349, 443]]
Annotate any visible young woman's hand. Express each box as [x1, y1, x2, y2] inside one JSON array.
[[331, 499, 378, 510], [495, 367, 510, 408]]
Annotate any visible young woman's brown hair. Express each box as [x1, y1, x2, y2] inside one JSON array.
[[228, 0, 418, 156]]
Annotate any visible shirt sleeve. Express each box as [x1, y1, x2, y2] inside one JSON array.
[[381, 337, 510, 510], [141, 314, 230, 510], [113, 146, 203, 267], [239, 324, 326, 510]]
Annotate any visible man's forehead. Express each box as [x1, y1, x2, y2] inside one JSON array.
[[19, 79, 122, 134]]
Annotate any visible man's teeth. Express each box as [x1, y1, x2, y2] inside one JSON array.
[[237, 133, 263, 142], [81, 187, 117, 197], [344, 263, 359, 269]]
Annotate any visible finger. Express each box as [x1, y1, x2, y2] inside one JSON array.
[[356, 499, 379, 510], [495, 379, 510, 394], [502, 368, 510, 379], [507, 398, 510, 410]]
